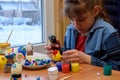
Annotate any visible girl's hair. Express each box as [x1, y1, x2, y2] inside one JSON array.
[[63, 0, 110, 22]]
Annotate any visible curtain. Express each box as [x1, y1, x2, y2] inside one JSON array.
[[54, 0, 70, 46]]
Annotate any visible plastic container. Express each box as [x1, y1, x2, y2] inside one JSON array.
[[71, 62, 80, 72], [62, 63, 70, 73], [103, 65, 112, 76], [48, 67, 58, 80], [56, 62, 62, 71]]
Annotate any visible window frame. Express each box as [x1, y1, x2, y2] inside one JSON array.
[[32, 0, 54, 53]]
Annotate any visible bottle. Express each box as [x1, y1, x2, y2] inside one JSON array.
[[26, 42, 33, 55]]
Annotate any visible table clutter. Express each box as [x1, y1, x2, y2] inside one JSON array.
[[0, 42, 114, 80]]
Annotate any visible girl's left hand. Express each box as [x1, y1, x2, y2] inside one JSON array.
[[62, 49, 91, 64]]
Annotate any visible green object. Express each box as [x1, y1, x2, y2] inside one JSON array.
[[103, 65, 112, 76]]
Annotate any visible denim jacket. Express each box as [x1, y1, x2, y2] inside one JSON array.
[[61, 18, 120, 70]]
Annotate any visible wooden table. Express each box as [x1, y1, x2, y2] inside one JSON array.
[[1, 53, 120, 80], [0, 63, 120, 80]]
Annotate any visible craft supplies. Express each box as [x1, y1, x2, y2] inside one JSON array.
[[0, 56, 7, 70], [52, 50, 62, 61], [62, 63, 70, 73], [11, 63, 22, 78], [56, 62, 62, 71], [103, 65, 112, 76], [71, 63, 80, 72], [6, 30, 13, 43], [48, 66, 58, 80]]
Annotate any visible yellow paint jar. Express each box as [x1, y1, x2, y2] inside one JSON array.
[[71, 63, 80, 72]]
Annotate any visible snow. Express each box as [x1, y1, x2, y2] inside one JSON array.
[[0, 0, 32, 2], [0, 0, 43, 47], [0, 24, 42, 47]]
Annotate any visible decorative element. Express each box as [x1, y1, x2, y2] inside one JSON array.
[[0, 43, 10, 55], [5, 48, 15, 59], [0, 56, 7, 69], [26, 42, 33, 55], [52, 50, 62, 61], [3, 48, 15, 73], [11, 62, 22, 78], [15, 52, 25, 63], [18, 46, 26, 57]]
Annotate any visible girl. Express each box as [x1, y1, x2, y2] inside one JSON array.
[[45, 0, 120, 70]]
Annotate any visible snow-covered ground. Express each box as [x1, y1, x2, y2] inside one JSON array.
[[0, 0, 43, 47], [0, 24, 42, 47]]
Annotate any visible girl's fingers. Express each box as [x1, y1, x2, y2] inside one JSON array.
[[62, 53, 78, 59], [50, 43, 60, 48], [62, 49, 77, 55], [64, 58, 81, 63], [44, 45, 52, 50]]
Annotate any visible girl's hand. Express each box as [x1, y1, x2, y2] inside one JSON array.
[[44, 40, 60, 57], [62, 49, 91, 64]]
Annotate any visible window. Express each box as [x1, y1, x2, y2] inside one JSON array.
[[0, 0, 54, 52]]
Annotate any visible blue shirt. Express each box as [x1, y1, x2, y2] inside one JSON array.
[[61, 18, 120, 70]]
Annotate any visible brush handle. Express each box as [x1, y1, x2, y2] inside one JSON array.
[[6, 30, 13, 43]]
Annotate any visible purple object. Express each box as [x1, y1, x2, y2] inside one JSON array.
[[56, 62, 62, 71]]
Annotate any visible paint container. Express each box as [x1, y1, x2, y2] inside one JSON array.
[[62, 63, 70, 73], [103, 65, 112, 76], [56, 62, 62, 71], [48, 67, 58, 80], [71, 63, 80, 72]]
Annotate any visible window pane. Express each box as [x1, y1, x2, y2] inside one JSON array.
[[0, 0, 44, 47]]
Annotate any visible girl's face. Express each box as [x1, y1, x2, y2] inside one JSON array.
[[71, 11, 96, 34]]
